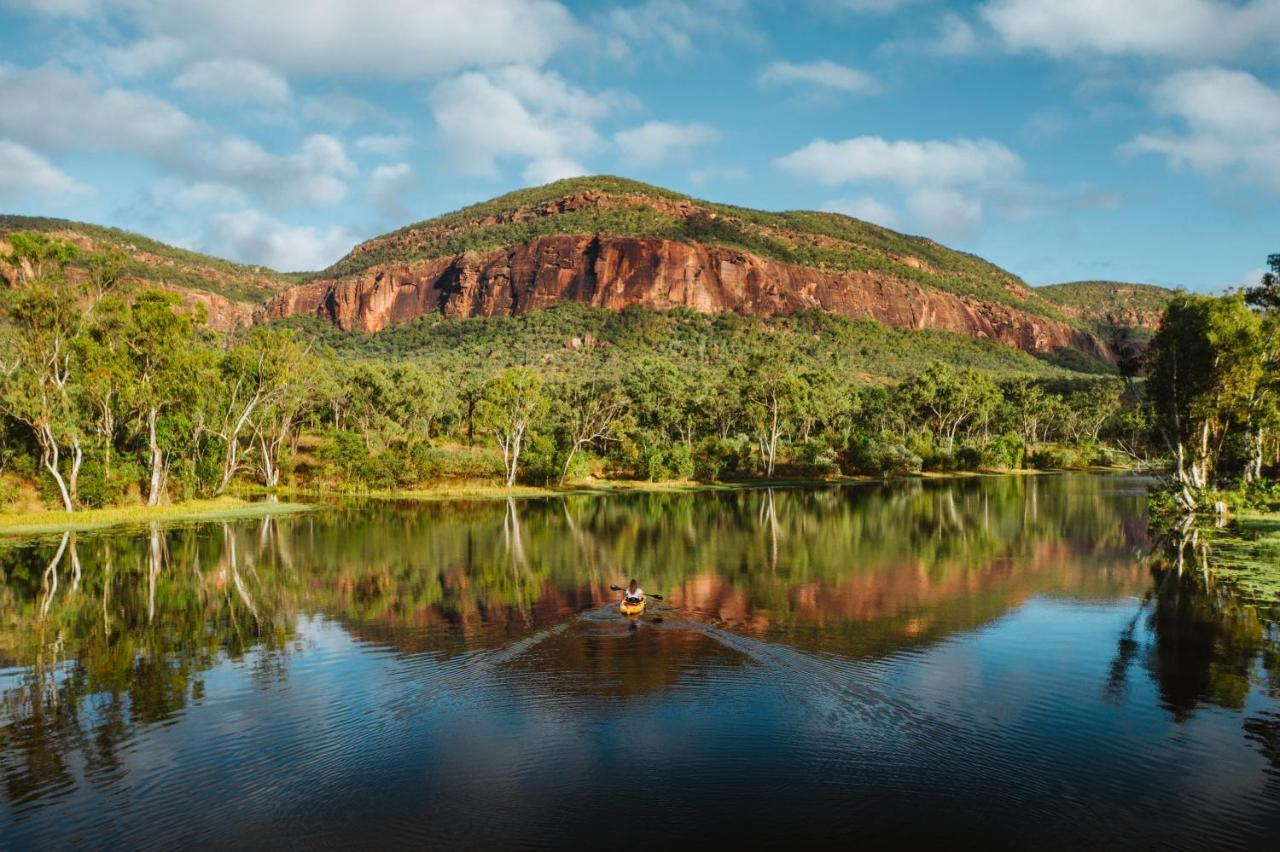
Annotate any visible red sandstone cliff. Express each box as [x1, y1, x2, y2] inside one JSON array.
[[262, 234, 1113, 359]]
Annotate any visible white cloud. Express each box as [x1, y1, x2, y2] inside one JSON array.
[[981, 0, 1280, 60], [613, 120, 718, 167], [428, 66, 617, 183], [205, 209, 358, 270], [778, 135, 1025, 241], [822, 195, 898, 227], [905, 188, 982, 241], [521, 157, 587, 184], [0, 64, 356, 208], [173, 58, 290, 104], [604, 0, 757, 57], [0, 140, 90, 197], [12, 0, 582, 80], [369, 161, 415, 219], [1126, 67, 1280, 193], [356, 134, 414, 157], [776, 136, 1022, 188], [102, 36, 187, 78], [150, 179, 245, 208], [758, 60, 878, 95]]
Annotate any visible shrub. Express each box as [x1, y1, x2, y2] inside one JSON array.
[[842, 436, 921, 477]]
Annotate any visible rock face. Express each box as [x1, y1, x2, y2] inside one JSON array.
[[263, 235, 1112, 360]]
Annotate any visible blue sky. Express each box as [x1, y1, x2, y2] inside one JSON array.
[[0, 0, 1275, 289]]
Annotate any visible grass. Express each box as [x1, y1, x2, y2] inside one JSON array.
[[0, 496, 314, 537]]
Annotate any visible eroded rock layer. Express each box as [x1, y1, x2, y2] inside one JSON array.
[[263, 235, 1112, 359]]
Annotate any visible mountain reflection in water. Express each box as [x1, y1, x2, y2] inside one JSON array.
[[1, 474, 1278, 848]]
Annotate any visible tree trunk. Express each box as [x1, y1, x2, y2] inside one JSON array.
[[39, 426, 74, 512], [147, 407, 163, 506]]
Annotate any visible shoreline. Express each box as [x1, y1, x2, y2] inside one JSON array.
[[0, 497, 314, 538], [0, 466, 1138, 536]]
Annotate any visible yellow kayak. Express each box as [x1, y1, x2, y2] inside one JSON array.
[[619, 599, 646, 616]]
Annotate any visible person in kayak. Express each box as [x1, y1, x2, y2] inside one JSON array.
[[622, 579, 645, 606]]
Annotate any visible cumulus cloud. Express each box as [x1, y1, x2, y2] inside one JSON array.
[[1125, 67, 1280, 193], [613, 121, 718, 167], [173, 58, 290, 104], [8, 0, 581, 79], [777, 135, 1024, 241], [0, 64, 356, 208], [777, 136, 1022, 188], [429, 66, 619, 183], [205, 209, 358, 271], [822, 195, 899, 227], [758, 60, 879, 95], [0, 140, 90, 197], [368, 161, 415, 219], [980, 0, 1280, 60], [356, 134, 414, 157]]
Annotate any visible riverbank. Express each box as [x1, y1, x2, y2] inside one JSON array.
[[240, 465, 1125, 506], [0, 497, 313, 537]]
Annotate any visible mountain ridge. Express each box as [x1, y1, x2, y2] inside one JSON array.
[[2, 178, 1170, 359]]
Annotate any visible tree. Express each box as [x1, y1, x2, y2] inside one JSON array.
[[0, 236, 84, 510], [554, 380, 628, 485], [478, 367, 546, 487], [740, 351, 806, 478], [249, 333, 316, 488], [1146, 294, 1262, 499], [122, 291, 201, 505], [899, 363, 1000, 453]]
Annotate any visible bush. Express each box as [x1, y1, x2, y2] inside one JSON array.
[[981, 432, 1025, 470], [954, 445, 982, 470], [792, 437, 840, 476], [842, 436, 921, 477], [693, 435, 752, 480]]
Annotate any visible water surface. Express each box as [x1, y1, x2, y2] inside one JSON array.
[[2, 475, 1278, 848]]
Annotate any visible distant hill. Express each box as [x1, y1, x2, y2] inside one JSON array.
[[0, 215, 301, 329], [1037, 281, 1178, 340]]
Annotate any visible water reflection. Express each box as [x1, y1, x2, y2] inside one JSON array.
[[0, 475, 1278, 845]]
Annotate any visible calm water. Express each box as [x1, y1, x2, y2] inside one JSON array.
[[1, 475, 1278, 849]]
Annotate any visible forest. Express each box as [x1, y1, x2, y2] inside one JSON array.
[[0, 230, 1275, 516]]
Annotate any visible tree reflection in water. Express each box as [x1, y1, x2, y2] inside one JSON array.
[[0, 474, 1276, 812]]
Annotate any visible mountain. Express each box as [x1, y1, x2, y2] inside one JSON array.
[[1036, 281, 1178, 341], [0, 215, 300, 329], [3, 179, 1171, 361], [262, 177, 1115, 359]]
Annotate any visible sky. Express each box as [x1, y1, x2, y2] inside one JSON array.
[[0, 0, 1275, 289]]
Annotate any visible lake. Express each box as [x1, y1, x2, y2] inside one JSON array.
[[2, 475, 1278, 849]]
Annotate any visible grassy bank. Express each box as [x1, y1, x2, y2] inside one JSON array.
[[0, 497, 313, 537]]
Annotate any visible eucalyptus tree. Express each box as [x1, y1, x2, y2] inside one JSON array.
[[1147, 294, 1262, 498], [553, 379, 628, 485], [0, 235, 86, 509], [478, 366, 547, 487], [122, 290, 202, 505]]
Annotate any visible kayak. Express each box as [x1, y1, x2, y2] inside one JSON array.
[[619, 599, 646, 616]]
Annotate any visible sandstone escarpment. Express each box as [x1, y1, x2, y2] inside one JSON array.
[[263, 235, 1112, 360]]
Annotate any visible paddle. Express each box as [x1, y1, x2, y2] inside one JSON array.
[[610, 584, 664, 601]]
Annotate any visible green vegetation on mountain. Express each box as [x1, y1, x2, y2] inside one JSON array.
[[319, 176, 1073, 323], [0, 215, 301, 304], [1039, 280, 1178, 337]]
